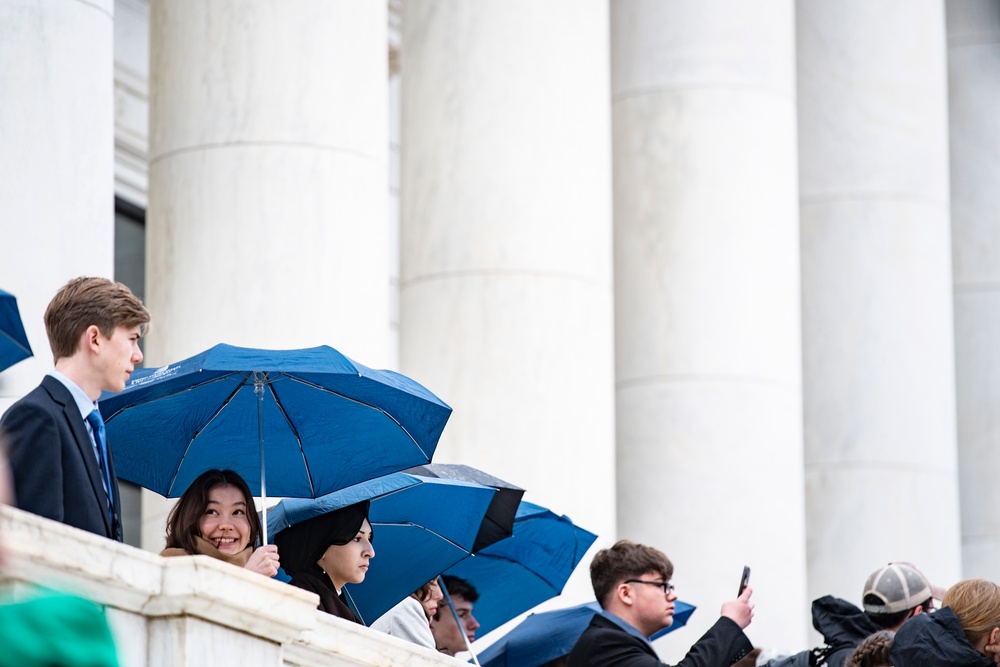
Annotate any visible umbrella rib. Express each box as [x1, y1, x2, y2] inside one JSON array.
[[284, 374, 431, 459], [103, 371, 246, 422], [267, 379, 314, 497], [465, 553, 561, 592], [373, 522, 475, 554], [165, 372, 253, 496]]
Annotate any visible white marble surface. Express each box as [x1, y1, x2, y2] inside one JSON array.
[[105, 608, 149, 667], [0, 505, 462, 667], [398, 0, 617, 607], [797, 0, 963, 610], [946, 0, 1000, 581], [0, 505, 162, 612], [147, 556, 317, 643], [286, 612, 461, 667], [610, 1, 807, 657], [115, 0, 150, 208], [148, 616, 282, 667], [0, 0, 115, 412], [145, 0, 392, 378]]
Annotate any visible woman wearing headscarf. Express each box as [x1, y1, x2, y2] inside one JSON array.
[[273, 500, 374, 623]]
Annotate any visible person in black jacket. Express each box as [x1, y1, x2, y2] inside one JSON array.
[[891, 578, 1000, 667], [765, 562, 940, 667], [566, 539, 754, 667]]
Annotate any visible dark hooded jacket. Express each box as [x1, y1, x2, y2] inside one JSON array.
[[890, 607, 993, 667], [766, 596, 881, 667]]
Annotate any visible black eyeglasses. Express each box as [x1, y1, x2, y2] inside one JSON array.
[[625, 579, 675, 595]]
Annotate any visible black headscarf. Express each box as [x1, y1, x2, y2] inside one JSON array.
[[273, 500, 371, 576]]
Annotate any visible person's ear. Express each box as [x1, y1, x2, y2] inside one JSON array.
[[990, 627, 1000, 647], [83, 325, 102, 352], [617, 582, 634, 607]]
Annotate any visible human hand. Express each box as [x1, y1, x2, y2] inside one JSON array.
[[721, 585, 754, 629], [244, 544, 280, 577], [984, 641, 1000, 665]]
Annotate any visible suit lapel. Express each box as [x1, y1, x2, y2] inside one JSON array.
[[43, 376, 114, 537]]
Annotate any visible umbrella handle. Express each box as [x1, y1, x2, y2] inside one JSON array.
[[438, 576, 482, 667]]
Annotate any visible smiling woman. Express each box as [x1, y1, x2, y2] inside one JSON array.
[[160, 469, 280, 577]]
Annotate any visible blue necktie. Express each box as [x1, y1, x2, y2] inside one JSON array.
[[86, 409, 116, 521]]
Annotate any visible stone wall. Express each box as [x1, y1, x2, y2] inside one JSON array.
[[0, 505, 461, 667]]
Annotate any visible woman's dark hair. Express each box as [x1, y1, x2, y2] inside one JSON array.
[[413, 579, 440, 603], [273, 500, 371, 575], [164, 469, 261, 554]]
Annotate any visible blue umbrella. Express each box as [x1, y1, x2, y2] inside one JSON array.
[[0, 289, 33, 373], [406, 463, 524, 552], [477, 599, 696, 667], [445, 500, 598, 637], [99, 343, 452, 541], [267, 470, 497, 624]]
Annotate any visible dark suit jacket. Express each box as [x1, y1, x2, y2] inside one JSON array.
[[567, 613, 752, 667], [0, 375, 122, 540]]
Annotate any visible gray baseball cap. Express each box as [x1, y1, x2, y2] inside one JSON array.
[[862, 562, 941, 614]]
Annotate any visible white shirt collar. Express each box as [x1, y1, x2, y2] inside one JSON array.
[[48, 369, 98, 417]]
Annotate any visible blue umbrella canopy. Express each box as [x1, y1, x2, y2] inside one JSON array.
[[477, 599, 696, 667], [267, 470, 497, 624], [0, 289, 33, 373], [98, 344, 452, 500], [445, 500, 598, 637], [406, 463, 524, 552]]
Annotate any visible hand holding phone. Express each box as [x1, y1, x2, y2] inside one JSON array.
[[738, 565, 751, 596]]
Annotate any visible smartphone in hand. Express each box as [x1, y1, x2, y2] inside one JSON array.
[[738, 565, 751, 596]]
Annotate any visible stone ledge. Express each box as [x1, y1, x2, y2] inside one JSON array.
[[0, 505, 316, 644], [145, 556, 317, 644], [286, 612, 464, 667]]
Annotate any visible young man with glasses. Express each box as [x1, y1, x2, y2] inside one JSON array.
[[567, 539, 754, 667]]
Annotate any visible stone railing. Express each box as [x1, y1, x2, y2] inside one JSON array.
[[0, 505, 464, 667]]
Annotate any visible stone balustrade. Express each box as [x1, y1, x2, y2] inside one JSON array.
[[0, 505, 464, 667]]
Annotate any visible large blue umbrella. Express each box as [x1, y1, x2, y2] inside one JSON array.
[[267, 470, 497, 624], [0, 289, 33, 373], [99, 344, 452, 540], [446, 500, 598, 638], [477, 599, 696, 667]]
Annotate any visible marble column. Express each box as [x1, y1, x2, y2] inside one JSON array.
[[0, 0, 115, 410], [798, 0, 963, 603], [946, 0, 1000, 581], [399, 0, 616, 602], [144, 0, 389, 549], [611, 1, 806, 656]]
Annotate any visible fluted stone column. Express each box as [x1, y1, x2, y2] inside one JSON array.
[[611, 1, 806, 656], [947, 0, 1000, 581], [798, 0, 963, 603], [0, 0, 115, 410], [144, 0, 389, 549], [399, 1, 616, 602]]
